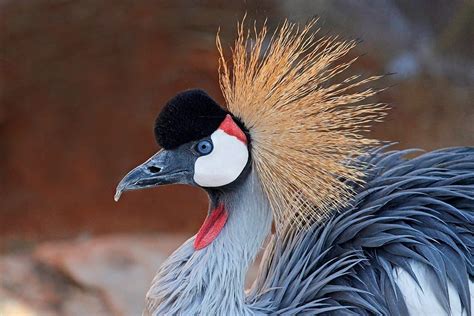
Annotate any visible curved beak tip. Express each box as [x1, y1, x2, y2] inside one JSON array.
[[114, 190, 122, 202], [114, 181, 127, 202]]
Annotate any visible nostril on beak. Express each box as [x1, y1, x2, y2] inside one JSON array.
[[148, 166, 162, 174]]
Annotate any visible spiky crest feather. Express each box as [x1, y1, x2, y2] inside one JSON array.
[[216, 19, 387, 229]]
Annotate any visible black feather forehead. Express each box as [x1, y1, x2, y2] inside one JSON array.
[[154, 89, 229, 149]]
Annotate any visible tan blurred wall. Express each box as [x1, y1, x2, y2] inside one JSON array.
[[1, 0, 473, 247]]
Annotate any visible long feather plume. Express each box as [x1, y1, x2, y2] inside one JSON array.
[[216, 19, 387, 230]]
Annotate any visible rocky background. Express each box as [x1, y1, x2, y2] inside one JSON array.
[[1, 1, 473, 315]]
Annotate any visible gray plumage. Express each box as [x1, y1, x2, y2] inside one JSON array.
[[247, 146, 474, 315], [144, 146, 474, 315]]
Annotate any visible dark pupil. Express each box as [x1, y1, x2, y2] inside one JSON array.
[[197, 140, 212, 155]]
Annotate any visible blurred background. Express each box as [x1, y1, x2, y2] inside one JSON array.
[[1, 0, 473, 315]]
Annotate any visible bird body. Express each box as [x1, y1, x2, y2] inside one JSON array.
[[115, 20, 474, 315], [246, 147, 474, 315], [141, 147, 474, 315]]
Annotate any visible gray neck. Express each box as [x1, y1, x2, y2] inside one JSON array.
[[145, 169, 273, 315]]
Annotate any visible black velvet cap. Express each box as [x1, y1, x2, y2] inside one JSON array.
[[154, 89, 229, 149]]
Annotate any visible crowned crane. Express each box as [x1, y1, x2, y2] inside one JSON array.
[[115, 21, 474, 315]]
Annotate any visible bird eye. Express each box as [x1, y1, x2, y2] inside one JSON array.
[[195, 140, 213, 155]]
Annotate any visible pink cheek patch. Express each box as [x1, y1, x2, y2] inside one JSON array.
[[218, 114, 247, 144]]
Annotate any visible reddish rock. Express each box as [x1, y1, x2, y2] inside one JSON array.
[[1, 234, 190, 315], [34, 234, 189, 315], [0, 233, 263, 315]]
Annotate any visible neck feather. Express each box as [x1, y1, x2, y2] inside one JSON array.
[[145, 169, 272, 315]]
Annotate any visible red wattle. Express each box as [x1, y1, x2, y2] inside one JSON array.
[[218, 114, 247, 144], [194, 204, 228, 250]]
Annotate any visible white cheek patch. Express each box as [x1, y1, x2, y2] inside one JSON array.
[[194, 130, 249, 187]]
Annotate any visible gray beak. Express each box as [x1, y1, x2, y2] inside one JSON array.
[[114, 149, 193, 201]]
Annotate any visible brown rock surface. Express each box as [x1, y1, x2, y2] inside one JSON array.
[[0, 234, 190, 316], [0, 233, 263, 315]]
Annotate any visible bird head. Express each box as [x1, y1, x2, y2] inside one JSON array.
[[114, 89, 251, 201], [115, 19, 386, 235]]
